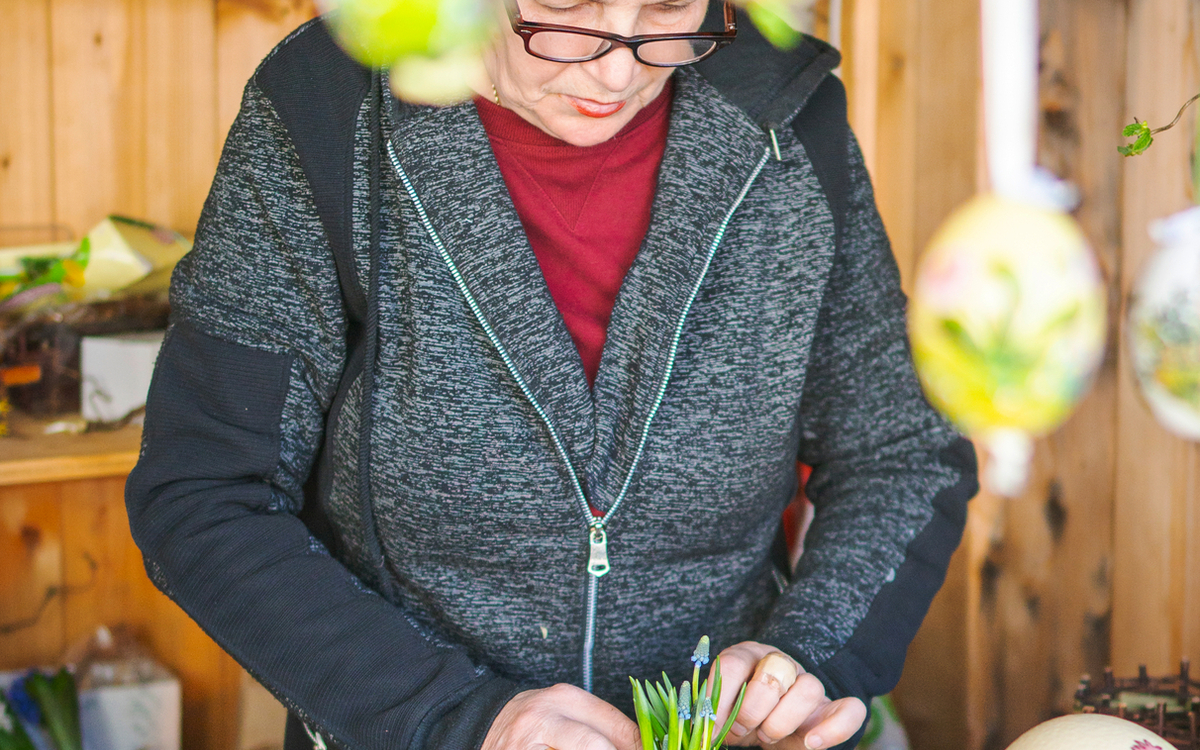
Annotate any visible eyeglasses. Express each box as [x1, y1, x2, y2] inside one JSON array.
[[506, 0, 737, 67]]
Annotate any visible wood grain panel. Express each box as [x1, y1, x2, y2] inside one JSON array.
[[896, 546, 971, 750], [871, 0, 917, 288], [0, 0, 55, 237], [1034, 0, 1126, 720], [143, 0, 219, 237], [1114, 0, 1200, 677], [910, 0, 978, 273], [59, 477, 152, 647], [841, 0, 879, 176], [882, 3, 980, 749], [953, 3, 1130, 748], [58, 476, 243, 750], [216, 0, 319, 151], [0, 483, 64, 670], [50, 0, 147, 239]]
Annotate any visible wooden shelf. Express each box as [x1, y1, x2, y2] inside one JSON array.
[[0, 411, 141, 487]]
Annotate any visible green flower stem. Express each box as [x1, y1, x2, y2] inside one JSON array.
[[687, 707, 704, 750], [711, 685, 748, 750], [667, 686, 681, 750]]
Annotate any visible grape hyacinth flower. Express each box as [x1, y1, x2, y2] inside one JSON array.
[[677, 689, 691, 722], [629, 636, 747, 750]]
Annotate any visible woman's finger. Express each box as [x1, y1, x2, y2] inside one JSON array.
[[794, 696, 869, 750], [755, 673, 827, 746], [754, 652, 800, 694], [725, 651, 801, 744], [711, 643, 766, 729]]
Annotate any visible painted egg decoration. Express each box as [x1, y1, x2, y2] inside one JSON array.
[[908, 194, 1107, 494], [1128, 206, 1200, 440], [1004, 714, 1178, 750]]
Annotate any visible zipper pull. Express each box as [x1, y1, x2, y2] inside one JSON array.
[[768, 128, 783, 161], [304, 723, 328, 750], [588, 525, 610, 578]]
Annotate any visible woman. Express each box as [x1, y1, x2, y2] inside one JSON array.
[[125, 0, 978, 748]]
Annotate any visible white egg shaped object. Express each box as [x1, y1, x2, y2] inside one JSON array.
[[1129, 206, 1200, 440], [1005, 714, 1178, 750]]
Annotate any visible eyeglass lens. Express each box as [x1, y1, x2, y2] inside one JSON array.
[[527, 32, 719, 65]]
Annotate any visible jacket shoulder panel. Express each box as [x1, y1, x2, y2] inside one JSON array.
[[253, 17, 372, 323]]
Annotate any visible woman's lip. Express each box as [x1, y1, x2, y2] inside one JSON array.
[[564, 95, 626, 118]]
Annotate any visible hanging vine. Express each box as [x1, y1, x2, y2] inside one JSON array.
[[1119, 92, 1200, 156]]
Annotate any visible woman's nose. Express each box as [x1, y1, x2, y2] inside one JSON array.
[[583, 45, 640, 92]]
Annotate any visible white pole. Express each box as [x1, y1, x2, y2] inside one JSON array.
[[829, 0, 843, 54], [980, 0, 1038, 199]]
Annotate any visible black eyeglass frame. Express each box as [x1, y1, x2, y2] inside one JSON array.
[[506, 0, 737, 67]]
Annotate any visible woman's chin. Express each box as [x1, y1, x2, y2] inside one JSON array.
[[541, 105, 638, 146]]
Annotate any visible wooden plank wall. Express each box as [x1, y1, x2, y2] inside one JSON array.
[[3, 2, 1199, 750], [0, 4, 317, 750], [865, 1, 1200, 749], [1114, 0, 1200, 679], [0, 0, 318, 244], [0, 476, 243, 749]]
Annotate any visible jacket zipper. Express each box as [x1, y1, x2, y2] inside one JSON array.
[[387, 138, 770, 693]]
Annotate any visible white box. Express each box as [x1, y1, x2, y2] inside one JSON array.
[[0, 669, 180, 750], [80, 332, 164, 422], [78, 678, 181, 750]]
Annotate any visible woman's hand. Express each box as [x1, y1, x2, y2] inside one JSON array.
[[482, 684, 641, 750], [712, 642, 867, 750]]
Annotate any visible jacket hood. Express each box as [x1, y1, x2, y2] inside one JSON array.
[[693, 4, 842, 132]]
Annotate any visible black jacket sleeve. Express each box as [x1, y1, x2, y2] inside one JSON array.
[[125, 81, 520, 750]]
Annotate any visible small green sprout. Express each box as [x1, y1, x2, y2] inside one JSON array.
[[1119, 92, 1200, 157], [1119, 120, 1154, 157], [629, 636, 748, 750]]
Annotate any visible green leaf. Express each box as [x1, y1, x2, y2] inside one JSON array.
[[74, 237, 90, 268], [1119, 121, 1154, 156], [631, 679, 658, 750], [711, 657, 722, 716], [25, 670, 81, 750], [644, 682, 668, 738], [655, 682, 673, 727], [667, 681, 682, 750], [711, 684, 748, 750], [0, 694, 38, 750]]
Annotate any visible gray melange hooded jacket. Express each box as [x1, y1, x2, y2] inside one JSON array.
[[126, 13, 978, 750]]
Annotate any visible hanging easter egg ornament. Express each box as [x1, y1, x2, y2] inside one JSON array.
[[1118, 76, 1200, 440], [317, 0, 495, 103], [1128, 207, 1200, 440], [1004, 714, 1178, 750], [909, 195, 1107, 495], [908, 0, 1107, 496]]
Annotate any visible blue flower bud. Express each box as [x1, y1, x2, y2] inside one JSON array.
[[697, 697, 715, 721], [691, 636, 710, 667], [678, 688, 692, 720]]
